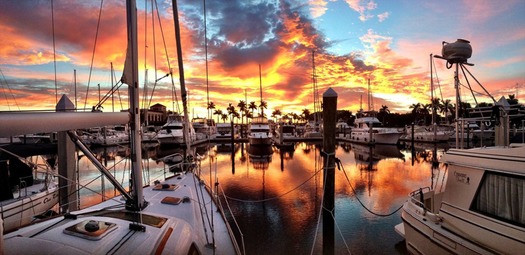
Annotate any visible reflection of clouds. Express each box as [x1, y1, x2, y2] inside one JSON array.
[[335, 144, 435, 214]]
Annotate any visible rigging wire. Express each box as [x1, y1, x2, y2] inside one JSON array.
[[141, 0, 149, 110], [191, 160, 212, 245], [0, 69, 20, 111], [152, 0, 179, 113], [83, 0, 105, 111], [51, 0, 58, 104]]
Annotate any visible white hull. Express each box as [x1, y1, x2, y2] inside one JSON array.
[[157, 135, 186, 145], [303, 131, 322, 138], [248, 136, 272, 146], [402, 130, 451, 142], [397, 144, 525, 254], [349, 129, 402, 144], [1, 183, 58, 233]]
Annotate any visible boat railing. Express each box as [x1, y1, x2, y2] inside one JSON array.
[[183, 154, 245, 255], [218, 184, 245, 255], [407, 187, 442, 222], [16, 176, 33, 198]]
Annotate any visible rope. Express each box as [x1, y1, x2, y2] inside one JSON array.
[[336, 158, 404, 217], [309, 152, 328, 255], [224, 165, 323, 203], [324, 205, 351, 253]]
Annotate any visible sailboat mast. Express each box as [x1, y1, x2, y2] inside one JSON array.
[[430, 54, 435, 125], [259, 64, 263, 117], [74, 69, 77, 110], [125, 0, 145, 210], [312, 50, 316, 122], [367, 78, 371, 112], [204, 0, 210, 120], [172, 0, 191, 150]]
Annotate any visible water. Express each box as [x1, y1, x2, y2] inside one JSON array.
[[75, 141, 449, 255]]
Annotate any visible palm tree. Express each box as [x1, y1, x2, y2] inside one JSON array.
[[378, 105, 390, 124], [259, 100, 268, 117], [409, 103, 422, 116], [237, 100, 247, 124], [507, 94, 519, 105], [271, 109, 282, 122], [282, 114, 290, 123], [440, 99, 453, 123], [213, 109, 223, 123], [302, 108, 311, 122], [220, 113, 228, 123], [245, 110, 253, 122], [227, 103, 239, 122], [248, 101, 257, 116], [290, 112, 299, 123], [207, 101, 216, 119], [421, 104, 431, 124]]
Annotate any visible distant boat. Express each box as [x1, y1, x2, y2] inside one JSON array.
[[191, 117, 216, 140], [248, 116, 273, 146], [396, 144, 525, 254], [156, 113, 196, 146], [351, 79, 402, 145], [402, 124, 452, 142], [215, 122, 238, 140], [140, 125, 158, 143], [350, 116, 403, 145], [303, 121, 322, 138], [86, 126, 129, 146], [14, 133, 52, 144], [274, 122, 296, 147]]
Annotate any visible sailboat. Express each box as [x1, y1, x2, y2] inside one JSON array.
[[1, 1, 240, 254], [248, 65, 273, 146], [303, 50, 322, 138], [0, 155, 58, 233], [402, 54, 452, 142], [350, 79, 403, 145]]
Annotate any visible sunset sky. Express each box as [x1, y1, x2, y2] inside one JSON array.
[[0, 0, 524, 119]]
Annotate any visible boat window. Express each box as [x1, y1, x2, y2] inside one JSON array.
[[471, 172, 525, 227], [251, 129, 268, 132]]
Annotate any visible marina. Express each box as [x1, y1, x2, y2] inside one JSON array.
[[13, 140, 445, 254], [1, 1, 524, 254]]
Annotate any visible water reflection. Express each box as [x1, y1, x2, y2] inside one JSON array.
[[70, 141, 447, 254]]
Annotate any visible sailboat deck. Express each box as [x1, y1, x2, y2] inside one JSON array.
[[3, 171, 238, 255]]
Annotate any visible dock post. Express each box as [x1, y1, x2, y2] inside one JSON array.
[[322, 88, 337, 255], [230, 121, 235, 174], [56, 95, 78, 213]]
